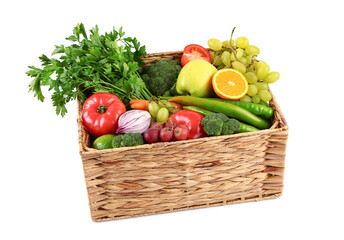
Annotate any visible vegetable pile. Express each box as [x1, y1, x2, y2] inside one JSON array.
[[27, 23, 280, 150]]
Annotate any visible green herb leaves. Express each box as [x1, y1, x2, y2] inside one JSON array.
[[26, 23, 152, 117]]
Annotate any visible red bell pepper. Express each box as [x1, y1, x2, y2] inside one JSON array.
[[170, 110, 207, 139], [81, 93, 126, 137]]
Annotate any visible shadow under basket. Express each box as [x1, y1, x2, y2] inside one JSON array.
[[77, 50, 289, 222]]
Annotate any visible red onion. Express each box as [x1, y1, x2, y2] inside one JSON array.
[[116, 110, 151, 134]]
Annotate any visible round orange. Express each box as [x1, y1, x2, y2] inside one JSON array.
[[212, 68, 249, 100]]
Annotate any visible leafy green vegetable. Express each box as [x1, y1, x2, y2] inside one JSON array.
[[141, 59, 181, 97], [26, 23, 153, 117]]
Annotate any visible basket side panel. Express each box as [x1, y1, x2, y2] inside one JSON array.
[[80, 129, 286, 222], [262, 128, 288, 196]]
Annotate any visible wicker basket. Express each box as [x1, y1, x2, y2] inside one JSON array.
[[77, 50, 289, 222]]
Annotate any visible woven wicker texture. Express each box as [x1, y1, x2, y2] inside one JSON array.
[[78, 51, 289, 222]]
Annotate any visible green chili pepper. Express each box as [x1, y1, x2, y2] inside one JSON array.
[[183, 105, 259, 132], [169, 96, 271, 129], [239, 122, 259, 132], [204, 98, 274, 119], [183, 106, 214, 116]]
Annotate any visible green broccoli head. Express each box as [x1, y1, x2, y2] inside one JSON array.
[[163, 82, 179, 97], [221, 118, 241, 135], [202, 118, 224, 136], [120, 132, 144, 147], [201, 113, 240, 136], [112, 133, 144, 148], [112, 135, 123, 148], [142, 59, 182, 96]]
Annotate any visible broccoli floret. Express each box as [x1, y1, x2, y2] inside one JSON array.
[[112, 135, 123, 148], [112, 133, 144, 148], [141, 59, 182, 96], [221, 118, 241, 135], [121, 133, 145, 147], [163, 82, 179, 97], [202, 113, 228, 125], [201, 113, 240, 136], [202, 118, 223, 136]]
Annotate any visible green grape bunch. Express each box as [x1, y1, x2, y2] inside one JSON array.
[[207, 27, 280, 104]]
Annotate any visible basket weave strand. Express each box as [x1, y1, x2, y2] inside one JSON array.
[[78, 50, 288, 221]]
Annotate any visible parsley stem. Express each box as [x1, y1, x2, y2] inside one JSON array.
[[99, 73, 127, 94]]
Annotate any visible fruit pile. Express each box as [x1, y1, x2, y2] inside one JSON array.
[[144, 121, 190, 143], [208, 27, 279, 104]]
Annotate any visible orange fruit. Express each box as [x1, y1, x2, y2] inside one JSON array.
[[212, 68, 249, 100]]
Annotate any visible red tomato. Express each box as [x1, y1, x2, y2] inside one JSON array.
[[180, 44, 212, 67], [170, 110, 207, 139], [82, 93, 126, 137]]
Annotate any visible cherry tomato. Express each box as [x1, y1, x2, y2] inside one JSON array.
[[81, 93, 126, 137], [180, 44, 212, 67], [170, 110, 207, 139]]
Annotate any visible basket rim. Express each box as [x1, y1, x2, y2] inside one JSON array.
[[80, 124, 288, 155]]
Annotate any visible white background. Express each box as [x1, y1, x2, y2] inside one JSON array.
[[1, 0, 343, 239]]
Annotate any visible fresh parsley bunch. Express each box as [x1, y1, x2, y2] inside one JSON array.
[[26, 23, 152, 117]]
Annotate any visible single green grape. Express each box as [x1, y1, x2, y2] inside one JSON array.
[[255, 82, 269, 90], [263, 72, 280, 83], [245, 55, 255, 66], [245, 45, 260, 55], [247, 84, 258, 97], [231, 48, 244, 61], [236, 48, 244, 58], [222, 40, 235, 47], [259, 100, 269, 106], [211, 51, 221, 64], [213, 55, 223, 66], [156, 107, 170, 123], [240, 95, 252, 103], [236, 37, 249, 49], [239, 57, 247, 66], [256, 61, 270, 80], [251, 94, 261, 104], [232, 61, 246, 74], [217, 64, 226, 70], [253, 60, 258, 69], [208, 38, 223, 51], [158, 100, 173, 109], [209, 51, 217, 60], [244, 72, 258, 84], [230, 53, 235, 61], [221, 51, 231, 66], [247, 65, 256, 73], [148, 101, 160, 118], [157, 100, 167, 107], [256, 60, 269, 69], [258, 89, 272, 101]]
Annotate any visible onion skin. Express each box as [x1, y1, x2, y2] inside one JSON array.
[[116, 110, 151, 134]]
